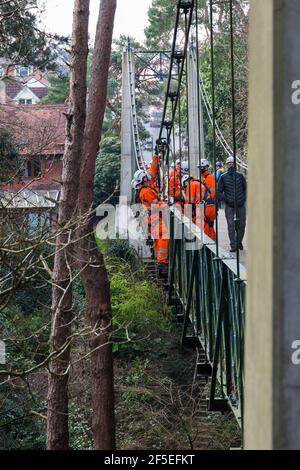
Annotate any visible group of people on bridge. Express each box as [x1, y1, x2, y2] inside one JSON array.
[[131, 147, 247, 272]]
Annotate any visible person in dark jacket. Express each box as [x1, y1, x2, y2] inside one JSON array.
[[218, 156, 247, 252]]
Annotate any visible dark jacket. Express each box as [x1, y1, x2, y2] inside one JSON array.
[[218, 170, 246, 208]]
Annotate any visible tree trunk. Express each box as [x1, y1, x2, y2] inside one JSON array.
[[46, 0, 89, 450], [77, 0, 116, 450]]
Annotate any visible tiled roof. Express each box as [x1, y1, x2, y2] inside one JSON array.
[[3, 77, 23, 99], [29, 87, 49, 99], [0, 104, 67, 155]]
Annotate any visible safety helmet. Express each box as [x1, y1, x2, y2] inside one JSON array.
[[216, 161, 222, 167], [181, 174, 192, 187], [171, 161, 175, 168], [175, 158, 180, 165], [226, 156, 234, 164], [133, 169, 151, 185], [200, 158, 210, 169], [131, 178, 141, 190], [180, 161, 189, 174]]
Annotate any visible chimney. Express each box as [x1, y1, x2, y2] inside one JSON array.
[[0, 79, 6, 104]]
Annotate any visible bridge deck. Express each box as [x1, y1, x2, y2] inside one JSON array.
[[217, 209, 247, 267]]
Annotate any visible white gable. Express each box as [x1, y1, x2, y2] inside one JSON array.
[[27, 77, 46, 88], [13, 85, 40, 103]]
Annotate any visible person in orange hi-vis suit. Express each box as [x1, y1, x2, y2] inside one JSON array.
[[131, 169, 169, 268], [182, 159, 216, 241], [168, 160, 181, 203], [146, 153, 160, 193], [199, 159, 216, 241], [181, 174, 200, 222], [168, 160, 189, 204]]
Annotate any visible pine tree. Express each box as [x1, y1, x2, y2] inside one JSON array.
[[43, 76, 70, 104], [0, 0, 67, 67]]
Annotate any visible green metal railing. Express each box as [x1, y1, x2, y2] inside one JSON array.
[[168, 207, 246, 426]]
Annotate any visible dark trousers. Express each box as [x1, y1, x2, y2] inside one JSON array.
[[224, 204, 246, 248]]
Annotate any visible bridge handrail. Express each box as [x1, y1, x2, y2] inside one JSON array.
[[169, 205, 246, 424]]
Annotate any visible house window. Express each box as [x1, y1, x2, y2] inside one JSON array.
[[26, 160, 41, 177], [19, 99, 32, 105], [16, 65, 33, 77], [28, 212, 51, 233]]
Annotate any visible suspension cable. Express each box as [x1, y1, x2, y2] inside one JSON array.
[[178, 61, 183, 207], [229, 0, 240, 279], [158, 1, 195, 148], [185, 11, 192, 214], [194, 51, 248, 171], [209, 0, 219, 258]]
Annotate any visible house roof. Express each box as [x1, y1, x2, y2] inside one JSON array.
[[23, 71, 49, 87], [2, 77, 23, 99], [0, 104, 67, 156], [29, 87, 49, 99]]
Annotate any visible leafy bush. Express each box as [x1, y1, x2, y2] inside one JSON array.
[[105, 239, 137, 264], [0, 305, 50, 370], [69, 398, 92, 450], [107, 258, 169, 355], [0, 384, 46, 450]]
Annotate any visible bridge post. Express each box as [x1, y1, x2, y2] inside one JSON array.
[[121, 49, 134, 201], [246, 0, 300, 449], [187, 48, 205, 177]]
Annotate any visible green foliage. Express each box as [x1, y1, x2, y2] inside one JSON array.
[[42, 75, 69, 104], [94, 135, 121, 207], [104, 240, 137, 264], [125, 357, 151, 386], [199, 3, 249, 163], [0, 305, 50, 370], [0, 386, 46, 450], [69, 399, 92, 450], [145, 0, 178, 50], [0, 0, 68, 67], [106, 258, 169, 355]]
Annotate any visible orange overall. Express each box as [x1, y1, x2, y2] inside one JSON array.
[[183, 174, 216, 241], [139, 186, 169, 265], [168, 165, 182, 202], [147, 155, 160, 193], [200, 171, 216, 241]]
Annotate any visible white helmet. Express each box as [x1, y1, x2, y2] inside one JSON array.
[[226, 156, 234, 164], [181, 174, 192, 187], [200, 158, 210, 169], [133, 169, 151, 185], [180, 161, 189, 174], [175, 158, 180, 165], [131, 178, 141, 190]]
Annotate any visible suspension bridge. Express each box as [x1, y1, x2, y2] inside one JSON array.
[[120, 0, 300, 450]]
